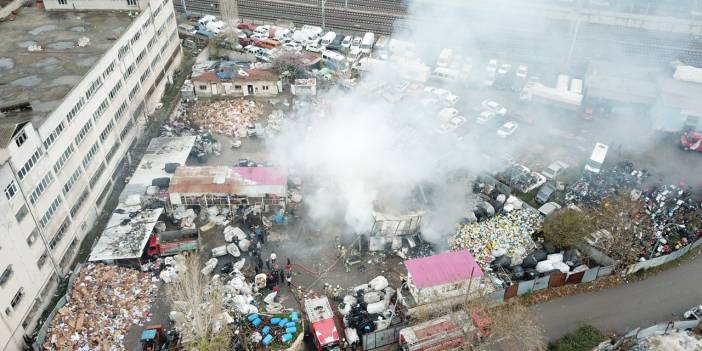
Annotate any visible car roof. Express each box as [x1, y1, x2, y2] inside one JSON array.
[[503, 121, 517, 128]]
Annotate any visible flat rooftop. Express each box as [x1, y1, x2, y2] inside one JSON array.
[[0, 7, 134, 130]]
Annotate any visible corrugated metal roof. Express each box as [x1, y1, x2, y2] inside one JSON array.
[[404, 250, 483, 289], [169, 166, 287, 195]]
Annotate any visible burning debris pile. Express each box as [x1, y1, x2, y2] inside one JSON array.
[[186, 99, 266, 138], [450, 209, 541, 266], [496, 164, 546, 193], [43, 264, 156, 350], [565, 161, 649, 207]]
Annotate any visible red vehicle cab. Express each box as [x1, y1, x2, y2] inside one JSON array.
[[679, 131, 702, 152]]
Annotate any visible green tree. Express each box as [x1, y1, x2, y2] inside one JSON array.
[[542, 208, 593, 249]]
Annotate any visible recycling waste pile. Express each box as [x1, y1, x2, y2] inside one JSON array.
[[565, 161, 649, 207], [496, 164, 546, 193], [43, 264, 157, 350]]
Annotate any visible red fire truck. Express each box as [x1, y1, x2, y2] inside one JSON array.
[[398, 309, 490, 351], [304, 297, 340, 351], [679, 131, 702, 152]]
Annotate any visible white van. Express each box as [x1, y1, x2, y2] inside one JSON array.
[[320, 31, 336, 47], [360, 32, 375, 54], [322, 50, 348, 71], [436, 48, 453, 68], [569, 78, 583, 95], [584, 142, 609, 173]]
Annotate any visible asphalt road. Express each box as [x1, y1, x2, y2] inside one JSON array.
[[531, 253, 702, 341]]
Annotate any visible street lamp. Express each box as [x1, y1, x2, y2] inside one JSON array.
[[321, 0, 327, 30]]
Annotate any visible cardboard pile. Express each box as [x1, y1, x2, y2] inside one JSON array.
[[43, 264, 156, 350], [450, 209, 541, 266], [187, 98, 264, 137]]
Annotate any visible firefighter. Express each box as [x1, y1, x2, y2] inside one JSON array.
[[336, 244, 343, 257], [332, 285, 341, 302], [344, 259, 351, 273], [339, 246, 347, 260]]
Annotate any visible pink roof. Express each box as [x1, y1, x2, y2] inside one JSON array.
[[404, 250, 484, 289], [231, 167, 287, 185]]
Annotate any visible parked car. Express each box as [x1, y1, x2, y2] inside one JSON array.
[[486, 59, 498, 75], [437, 116, 467, 134], [497, 63, 512, 76], [481, 100, 507, 116], [306, 40, 323, 53], [438, 108, 459, 121], [282, 41, 303, 52], [535, 182, 557, 204], [350, 36, 362, 51], [496, 121, 519, 138], [443, 93, 459, 106], [341, 35, 352, 52], [541, 160, 569, 180], [476, 111, 495, 125], [326, 34, 344, 51], [515, 64, 528, 79]]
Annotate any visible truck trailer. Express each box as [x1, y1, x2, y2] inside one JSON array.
[[146, 229, 199, 257], [399, 310, 489, 351]]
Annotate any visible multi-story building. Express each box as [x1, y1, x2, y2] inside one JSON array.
[[0, 0, 182, 349]]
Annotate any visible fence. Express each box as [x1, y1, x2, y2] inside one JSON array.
[[32, 265, 83, 350], [488, 265, 615, 302], [624, 237, 702, 275], [624, 320, 700, 340], [362, 323, 406, 350]]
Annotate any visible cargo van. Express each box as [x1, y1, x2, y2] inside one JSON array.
[[322, 50, 348, 71], [584, 142, 609, 174], [320, 31, 336, 47], [360, 32, 375, 54], [569, 78, 583, 95]]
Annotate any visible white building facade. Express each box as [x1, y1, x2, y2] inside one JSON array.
[[0, 0, 182, 349]]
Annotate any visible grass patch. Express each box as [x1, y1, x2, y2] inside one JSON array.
[[548, 324, 607, 351]]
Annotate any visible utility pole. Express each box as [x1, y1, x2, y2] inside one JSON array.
[[321, 0, 327, 30], [181, 0, 187, 14]]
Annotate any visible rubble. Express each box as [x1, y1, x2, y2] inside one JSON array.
[[640, 184, 702, 257], [565, 161, 649, 207], [185, 99, 266, 138], [496, 164, 546, 193], [43, 264, 156, 350], [450, 209, 541, 266]]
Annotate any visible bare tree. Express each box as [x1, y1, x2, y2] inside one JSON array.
[[588, 193, 650, 265], [470, 299, 546, 351], [272, 53, 310, 80], [165, 254, 232, 351]]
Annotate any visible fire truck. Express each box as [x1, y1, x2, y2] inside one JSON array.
[[304, 297, 340, 351], [398, 309, 490, 351], [679, 131, 702, 152]]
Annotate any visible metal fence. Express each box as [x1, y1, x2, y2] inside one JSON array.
[[362, 323, 406, 350], [624, 238, 702, 275], [624, 320, 700, 340], [488, 265, 615, 302]]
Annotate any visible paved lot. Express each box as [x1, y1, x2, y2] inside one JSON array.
[[531, 253, 702, 341]]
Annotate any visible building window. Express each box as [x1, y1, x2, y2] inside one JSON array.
[[62, 168, 82, 195], [262, 85, 269, 91], [147, 37, 156, 51], [96, 180, 113, 205], [142, 17, 152, 31], [100, 120, 116, 142], [199, 85, 207, 90], [53, 144, 75, 174], [43, 121, 66, 149], [37, 251, 48, 269], [118, 43, 130, 60], [128, 84, 141, 101], [135, 49, 146, 65], [29, 171, 55, 205], [4, 181, 17, 200], [70, 188, 89, 218], [26, 229, 38, 246], [140, 68, 151, 83], [58, 0, 67, 4], [17, 148, 43, 180], [82, 142, 100, 169], [10, 288, 24, 308], [0, 265, 13, 286], [120, 119, 135, 141], [102, 60, 115, 80], [105, 141, 120, 162], [108, 80, 123, 100], [38, 196, 62, 229], [234, 85, 241, 90], [74, 119, 94, 146], [130, 30, 141, 46], [127, 0, 137, 6], [49, 217, 70, 250], [66, 97, 86, 123], [14, 129, 28, 147], [92, 98, 109, 122], [15, 204, 28, 222], [124, 63, 136, 80], [85, 77, 103, 101], [90, 162, 106, 189]]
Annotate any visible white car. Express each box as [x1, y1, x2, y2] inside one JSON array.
[[486, 59, 497, 75], [431, 88, 450, 98], [496, 121, 519, 138], [443, 93, 459, 106], [350, 36, 362, 51], [252, 32, 269, 40], [423, 86, 437, 94], [437, 116, 467, 134], [516, 64, 528, 79], [305, 42, 323, 52], [341, 35, 352, 51], [481, 100, 507, 116], [497, 63, 512, 75], [282, 42, 302, 52], [438, 108, 459, 121], [541, 160, 569, 180], [476, 111, 495, 125]]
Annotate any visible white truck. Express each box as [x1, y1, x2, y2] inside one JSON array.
[[360, 32, 375, 54]]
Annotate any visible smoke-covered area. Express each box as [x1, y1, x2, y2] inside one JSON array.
[[267, 0, 702, 245]]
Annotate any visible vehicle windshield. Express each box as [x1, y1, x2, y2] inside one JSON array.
[[586, 159, 603, 169]]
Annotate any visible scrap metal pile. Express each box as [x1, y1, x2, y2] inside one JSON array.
[[186, 99, 265, 138], [565, 161, 649, 207], [43, 264, 156, 350], [450, 209, 541, 266], [496, 164, 546, 193], [640, 184, 702, 257]]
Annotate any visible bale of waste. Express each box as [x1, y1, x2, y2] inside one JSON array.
[[363, 291, 383, 304], [490, 255, 512, 269], [522, 255, 538, 268], [262, 334, 273, 345], [262, 326, 270, 335], [367, 301, 386, 314], [290, 311, 299, 322], [285, 322, 296, 328], [535, 260, 554, 273], [524, 268, 538, 280], [339, 303, 351, 316], [369, 276, 389, 291], [553, 262, 570, 273], [547, 253, 563, 263], [146, 186, 160, 196], [543, 242, 557, 254], [278, 318, 289, 327], [247, 314, 259, 322], [281, 333, 293, 343], [286, 327, 297, 334], [165, 163, 180, 174], [491, 247, 507, 258], [238, 239, 251, 252], [532, 250, 548, 261], [227, 243, 241, 257], [271, 317, 281, 324], [343, 295, 358, 306], [345, 328, 359, 344], [211, 245, 227, 257], [151, 177, 170, 188]]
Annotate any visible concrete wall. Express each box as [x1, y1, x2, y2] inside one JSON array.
[[194, 79, 282, 97], [44, 0, 149, 11]]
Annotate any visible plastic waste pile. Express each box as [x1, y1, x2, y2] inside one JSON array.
[[339, 276, 396, 337], [451, 209, 541, 266], [246, 311, 302, 348], [489, 244, 588, 285], [565, 161, 649, 207]]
